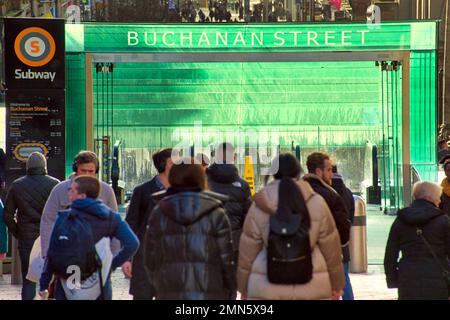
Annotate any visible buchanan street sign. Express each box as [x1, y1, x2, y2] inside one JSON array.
[[65, 22, 436, 52], [126, 29, 371, 47]]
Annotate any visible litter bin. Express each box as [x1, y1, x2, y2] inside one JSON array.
[[349, 195, 368, 273]]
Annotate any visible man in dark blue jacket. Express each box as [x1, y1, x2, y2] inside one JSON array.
[[331, 165, 355, 300], [123, 148, 173, 300], [39, 176, 139, 300]]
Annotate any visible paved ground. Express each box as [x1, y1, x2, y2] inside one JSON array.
[[0, 203, 398, 300], [0, 264, 397, 300]]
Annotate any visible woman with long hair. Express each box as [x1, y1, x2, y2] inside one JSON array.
[[237, 153, 344, 300]]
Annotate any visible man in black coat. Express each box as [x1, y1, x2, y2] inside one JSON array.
[[206, 143, 252, 263], [331, 165, 355, 300], [303, 152, 351, 300], [4, 152, 59, 300], [122, 148, 173, 300], [303, 152, 351, 245]]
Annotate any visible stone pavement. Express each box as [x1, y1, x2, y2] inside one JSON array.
[[0, 264, 397, 300]]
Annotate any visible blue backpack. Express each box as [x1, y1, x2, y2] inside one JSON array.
[[47, 211, 100, 280]]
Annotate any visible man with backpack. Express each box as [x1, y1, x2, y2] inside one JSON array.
[[39, 176, 139, 300]]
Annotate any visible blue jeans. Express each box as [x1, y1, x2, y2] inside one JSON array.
[[18, 238, 37, 300], [343, 262, 354, 300], [54, 277, 113, 300]]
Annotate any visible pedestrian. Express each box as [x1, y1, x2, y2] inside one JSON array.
[[0, 199, 6, 262], [440, 159, 450, 216], [438, 138, 450, 164], [123, 148, 173, 300], [195, 153, 210, 171], [207, 143, 251, 267], [237, 154, 344, 300], [0, 147, 6, 200], [303, 153, 351, 244], [39, 176, 139, 300], [302, 152, 351, 300], [40, 151, 119, 260], [384, 181, 450, 300], [144, 158, 236, 299], [3, 152, 60, 300], [331, 165, 355, 300]]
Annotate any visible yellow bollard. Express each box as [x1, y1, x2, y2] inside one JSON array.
[[244, 156, 255, 196]]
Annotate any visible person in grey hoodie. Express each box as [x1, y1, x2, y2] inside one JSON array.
[[40, 151, 119, 259]]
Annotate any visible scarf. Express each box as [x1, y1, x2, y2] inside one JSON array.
[[441, 178, 450, 197]]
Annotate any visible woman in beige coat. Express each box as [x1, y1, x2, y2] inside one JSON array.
[[237, 154, 345, 300]]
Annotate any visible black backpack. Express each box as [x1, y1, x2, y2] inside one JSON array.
[[267, 194, 313, 284]]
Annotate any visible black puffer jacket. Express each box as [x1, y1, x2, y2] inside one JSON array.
[[4, 168, 59, 240], [207, 164, 252, 251], [384, 199, 450, 300], [332, 174, 355, 263], [303, 174, 351, 246], [144, 188, 236, 300]]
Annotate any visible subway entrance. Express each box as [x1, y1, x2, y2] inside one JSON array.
[[65, 22, 438, 263]]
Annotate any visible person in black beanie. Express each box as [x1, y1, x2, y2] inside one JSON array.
[[4, 152, 59, 300]]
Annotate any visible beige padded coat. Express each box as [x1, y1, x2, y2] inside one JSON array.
[[237, 179, 345, 300]]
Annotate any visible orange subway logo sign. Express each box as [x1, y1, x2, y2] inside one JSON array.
[[14, 27, 56, 67]]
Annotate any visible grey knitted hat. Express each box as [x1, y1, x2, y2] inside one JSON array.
[[26, 152, 47, 172]]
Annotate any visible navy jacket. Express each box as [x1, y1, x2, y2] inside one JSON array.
[[40, 198, 139, 292], [125, 175, 165, 298]]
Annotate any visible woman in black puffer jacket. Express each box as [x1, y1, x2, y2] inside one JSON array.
[[144, 158, 236, 300], [384, 181, 450, 300]]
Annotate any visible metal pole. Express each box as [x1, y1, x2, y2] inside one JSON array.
[[31, 0, 39, 17], [402, 53, 412, 207], [443, 0, 448, 123], [55, 0, 63, 18], [415, 0, 419, 19]]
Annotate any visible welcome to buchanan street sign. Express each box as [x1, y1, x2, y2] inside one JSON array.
[[65, 22, 437, 53]]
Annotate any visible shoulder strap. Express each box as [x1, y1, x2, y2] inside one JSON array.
[[416, 224, 449, 276]]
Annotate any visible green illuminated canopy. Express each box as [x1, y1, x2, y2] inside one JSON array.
[[66, 22, 437, 53], [64, 21, 438, 211]]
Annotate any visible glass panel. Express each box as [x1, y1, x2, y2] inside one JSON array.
[[66, 53, 87, 176], [410, 51, 437, 183], [92, 60, 387, 195]]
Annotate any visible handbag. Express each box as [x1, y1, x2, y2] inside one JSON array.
[[26, 236, 45, 283], [416, 227, 450, 294]]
